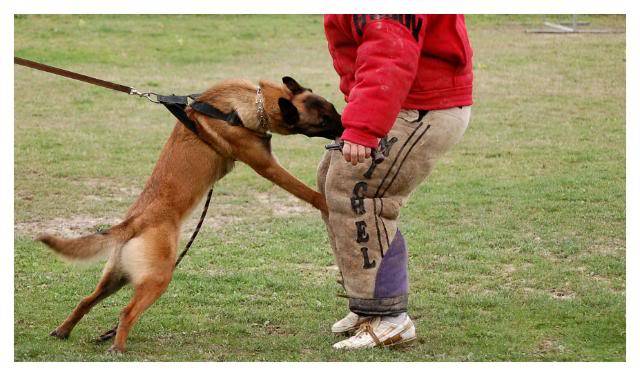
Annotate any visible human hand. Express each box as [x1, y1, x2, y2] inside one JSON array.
[[342, 141, 372, 166]]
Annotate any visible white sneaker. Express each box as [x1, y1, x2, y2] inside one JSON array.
[[332, 316, 416, 350], [331, 312, 368, 334]]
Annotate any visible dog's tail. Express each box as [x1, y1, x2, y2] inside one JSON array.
[[38, 218, 138, 262]]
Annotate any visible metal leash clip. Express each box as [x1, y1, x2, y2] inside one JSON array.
[[325, 140, 385, 164], [129, 88, 160, 103]]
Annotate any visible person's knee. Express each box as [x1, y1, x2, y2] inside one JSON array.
[[378, 197, 401, 221]]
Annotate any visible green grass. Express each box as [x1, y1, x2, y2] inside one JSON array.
[[14, 15, 625, 361]]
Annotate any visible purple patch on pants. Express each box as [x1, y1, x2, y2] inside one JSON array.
[[374, 230, 408, 298]]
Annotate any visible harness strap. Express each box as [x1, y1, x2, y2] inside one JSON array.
[[191, 101, 243, 127], [156, 94, 244, 137], [155, 94, 199, 105], [161, 101, 200, 135]]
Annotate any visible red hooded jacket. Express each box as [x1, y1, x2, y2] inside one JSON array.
[[324, 14, 474, 148]]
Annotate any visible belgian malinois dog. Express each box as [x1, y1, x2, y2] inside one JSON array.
[[38, 76, 343, 353]]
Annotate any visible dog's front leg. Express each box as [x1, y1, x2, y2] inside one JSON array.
[[251, 158, 328, 214], [198, 123, 328, 213], [234, 147, 327, 213]]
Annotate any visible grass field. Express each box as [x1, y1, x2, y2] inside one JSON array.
[[13, 15, 626, 361]]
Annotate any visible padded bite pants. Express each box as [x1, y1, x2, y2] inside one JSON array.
[[317, 107, 470, 315]]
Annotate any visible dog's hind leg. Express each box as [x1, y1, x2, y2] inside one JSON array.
[[107, 276, 172, 353], [107, 229, 176, 353], [50, 265, 127, 339]]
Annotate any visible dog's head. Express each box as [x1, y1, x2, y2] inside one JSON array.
[[272, 76, 343, 140]]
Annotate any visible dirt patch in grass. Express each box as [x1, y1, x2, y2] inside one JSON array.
[[14, 215, 122, 238], [82, 178, 143, 198], [536, 338, 566, 355], [256, 192, 314, 217], [503, 264, 517, 274], [15, 210, 238, 239], [549, 287, 576, 301], [15, 176, 246, 237], [182, 211, 238, 236], [586, 239, 625, 257], [292, 262, 339, 281]]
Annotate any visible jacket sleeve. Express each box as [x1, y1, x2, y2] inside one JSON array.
[[341, 16, 426, 148]]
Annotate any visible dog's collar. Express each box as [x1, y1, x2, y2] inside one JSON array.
[[255, 87, 269, 131]]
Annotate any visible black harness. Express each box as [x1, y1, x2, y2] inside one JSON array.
[[156, 93, 244, 136]]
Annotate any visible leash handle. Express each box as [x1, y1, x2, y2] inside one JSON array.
[[325, 140, 385, 164]]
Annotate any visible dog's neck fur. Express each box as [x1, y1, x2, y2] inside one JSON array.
[[256, 80, 292, 131], [196, 79, 292, 133]]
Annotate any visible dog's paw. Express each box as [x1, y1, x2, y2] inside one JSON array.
[[49, 328, 69, 340], [107, 345, 125, 355]]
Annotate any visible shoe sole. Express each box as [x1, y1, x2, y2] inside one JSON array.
[[333, 337, 417, 350], [383, 336, 417, 348], [381, 323, 417, 349]]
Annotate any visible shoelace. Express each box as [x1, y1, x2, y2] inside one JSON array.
[[354, 320, 382, 346]]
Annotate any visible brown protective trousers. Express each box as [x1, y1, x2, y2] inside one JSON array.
[[317, 107, 471, 315]]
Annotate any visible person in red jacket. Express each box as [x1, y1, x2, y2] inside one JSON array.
[[317, 14, 473, 349]]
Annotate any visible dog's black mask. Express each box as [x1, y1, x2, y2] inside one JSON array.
[[277, 76, 344, 140]]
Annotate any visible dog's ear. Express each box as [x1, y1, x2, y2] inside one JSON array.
[[282, 76, 305, 95], [278, 97, 300, 125]]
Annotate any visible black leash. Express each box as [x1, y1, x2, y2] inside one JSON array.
[[14, 56, 230, 268], [14, 57, 243, 131], [15, 57, 133, 94], [174, 188, 213, 268]]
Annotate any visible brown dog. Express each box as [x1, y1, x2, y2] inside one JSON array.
[[38, 76, 343, 353]]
